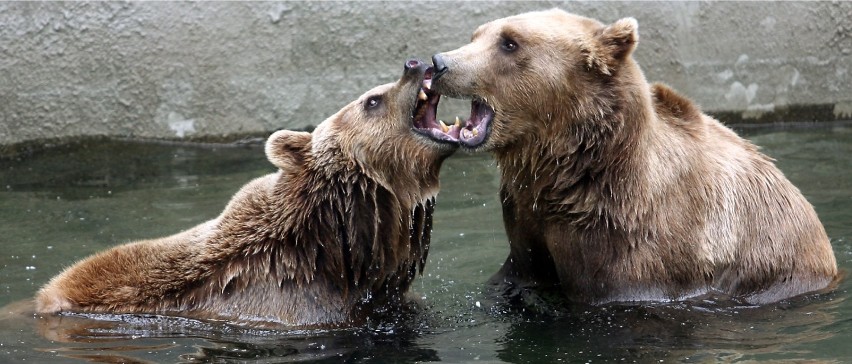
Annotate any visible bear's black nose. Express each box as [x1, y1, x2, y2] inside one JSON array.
[[431, 54, 448, 81]]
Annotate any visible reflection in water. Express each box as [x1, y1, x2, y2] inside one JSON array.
[[44, 345, 170, 364], [33, 310, 439, 363], [496, 294, 842, 363], [185, 332, 440, 363], [0, 124, 850, 362]]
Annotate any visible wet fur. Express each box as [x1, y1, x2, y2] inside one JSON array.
[[435, 9, 838, 305], [36, 71, 449, 327]]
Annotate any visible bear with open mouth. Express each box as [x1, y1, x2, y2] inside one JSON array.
[[429, 9, 837, 305], [35, 59, 457, 328]]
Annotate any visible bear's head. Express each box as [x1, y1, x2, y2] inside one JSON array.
[[266, 59, 457, 194], [430, 9, 639, 150]]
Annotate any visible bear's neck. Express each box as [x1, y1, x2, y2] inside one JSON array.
[[267, 164, 434, 304], [495, 63, 656, 231]]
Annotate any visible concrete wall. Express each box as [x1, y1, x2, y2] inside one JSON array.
[[2, 1, 850, 148]]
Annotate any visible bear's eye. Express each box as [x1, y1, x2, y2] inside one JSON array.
[[500, 38, 518, 53], [364, 95, 382, 110]]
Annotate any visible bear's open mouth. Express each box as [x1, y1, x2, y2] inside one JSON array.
[[412, 68, 461, 144], [456, 99, 495, 148]]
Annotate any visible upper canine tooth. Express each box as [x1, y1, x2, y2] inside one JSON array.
[[439, 120, 449, 133], [424, 80, 432, 90], [454, 116, 461, 127], [418, 90, 428, 101]]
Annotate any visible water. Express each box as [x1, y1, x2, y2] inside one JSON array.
[[1, 123, 850, 363]]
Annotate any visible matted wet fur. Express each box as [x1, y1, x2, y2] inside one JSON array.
[[431, 9, 838, 305], [35, 60, 455, 328]]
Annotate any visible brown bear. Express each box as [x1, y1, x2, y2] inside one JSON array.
[[35, 59, 459, 328], [430, 9, 838, 305]]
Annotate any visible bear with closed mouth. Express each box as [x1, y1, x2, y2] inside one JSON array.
[[429, 9, 837, 305], [35, 59, 457, 328]]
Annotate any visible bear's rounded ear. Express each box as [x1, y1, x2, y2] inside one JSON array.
[[265, 130, 312, 170], [587, 17, 639, 76]]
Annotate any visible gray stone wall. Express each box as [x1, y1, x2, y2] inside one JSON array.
[[1, 1, 850, 147]]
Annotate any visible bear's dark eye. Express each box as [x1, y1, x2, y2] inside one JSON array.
[[364, 95, 382, 110], [500, 38, 518, 53]]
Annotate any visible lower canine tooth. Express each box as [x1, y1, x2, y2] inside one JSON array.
[[454, 116, 461, 127], [439, 120, 449, 133], [472, 128, 478, 136], [418, 90, 428, 101]]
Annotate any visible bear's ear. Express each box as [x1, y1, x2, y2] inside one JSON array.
[[587, 17, 639, 76], [265, 130, 312, 170]]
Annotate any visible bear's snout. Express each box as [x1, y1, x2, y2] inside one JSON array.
[[404, 58, 429, 76], [404, 58, 424, 71], [430, 54, 448, 82]]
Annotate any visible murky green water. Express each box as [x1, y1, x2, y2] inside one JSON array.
[[1, 124, 850, 363]]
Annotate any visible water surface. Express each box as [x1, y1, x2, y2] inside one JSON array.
[[1, 124, 850, 363]]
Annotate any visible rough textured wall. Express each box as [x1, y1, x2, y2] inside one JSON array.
[[1, 1, 850, 147]]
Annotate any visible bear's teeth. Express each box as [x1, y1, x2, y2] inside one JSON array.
[[424, 80, 432, 90], [438, 120, 449, 133], [418, 90, 428, 101], [472, 128, 479, 136], [454, 116, 461, 127]]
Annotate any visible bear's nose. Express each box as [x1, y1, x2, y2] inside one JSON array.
[[431, 54, 448, 81], [404, 59, 423, 72]]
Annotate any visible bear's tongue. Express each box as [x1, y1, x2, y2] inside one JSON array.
[[457, 100, 494, 148]]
